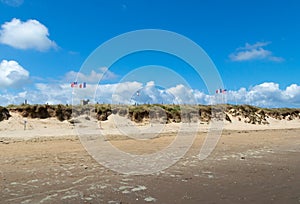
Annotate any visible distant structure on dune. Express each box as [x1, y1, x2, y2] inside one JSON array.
[[80, 99, 90, 106]]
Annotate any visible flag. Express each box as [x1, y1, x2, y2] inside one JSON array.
[[71, 81, 78, 88], [216, 89, 227, 94], [71, 81, 86, 88]]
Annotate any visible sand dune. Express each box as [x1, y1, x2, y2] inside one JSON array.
[[0, 111, 299, 141]]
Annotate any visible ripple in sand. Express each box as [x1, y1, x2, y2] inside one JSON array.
[[144, 196, 157, 202], [131, 185, 147, 192]]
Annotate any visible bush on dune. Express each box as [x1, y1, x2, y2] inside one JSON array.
[[0, 106, 11, 121], [1, 104, 299, 124]]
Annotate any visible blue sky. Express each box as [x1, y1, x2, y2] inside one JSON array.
[[0, 0, 300, 107]]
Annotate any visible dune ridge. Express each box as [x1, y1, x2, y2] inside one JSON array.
[[0, 104, 299, 142], [1, 104, 300, 123]]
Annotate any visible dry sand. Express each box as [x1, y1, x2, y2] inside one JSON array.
[[1, 113, 300, 203], [1, 113, 300, 140]]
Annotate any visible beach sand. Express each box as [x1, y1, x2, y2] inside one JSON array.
[[1, 122, 300, 203]]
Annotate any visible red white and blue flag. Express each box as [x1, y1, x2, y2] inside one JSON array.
[[216, 89, 227, 94], [71, 82, 86, 88], [71, 81, 77, 88]]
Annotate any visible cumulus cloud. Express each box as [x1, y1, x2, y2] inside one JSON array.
[[109, 81, 143, 104], [224, 82, 300, 107], [244, 82, 283, 105], [285, 84, 300, 99], [0, 84, 72, 105], [229, 42, 284, 62], [130, 81, 176, 104], [1, 79, 300, 107], [0, 18, 57, 51], [0, 59, 29, 88], [34, 83, 74, 104], [0, 92, 26, 105], [65, 67, 118, 83], [167, 84, 196, 104]]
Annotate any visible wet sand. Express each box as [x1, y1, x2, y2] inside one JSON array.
[[1, 129, 300, 203]]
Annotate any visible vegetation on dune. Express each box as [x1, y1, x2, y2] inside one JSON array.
[[5, 104, 72, 121], [0, 106, 11, 121], [0, 104, 299, 124], [265, 108, 300, 120], [94, 104, 112, 121]]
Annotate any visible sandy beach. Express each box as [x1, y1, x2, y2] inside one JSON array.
[[1, 0, 300, 203], [1, 112, 300, 203]]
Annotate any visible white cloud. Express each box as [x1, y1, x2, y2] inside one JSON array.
[[132, 81, 176, 104], [1, 78, 300, 107], [1, 0, 23, 7], [34, 83, 73, 104], [65, 67, 118, 83], [167, 84, 196, 104], [229, 42, 284, 62], [285, 84, 300, 98], [0, 59, 29, 88], [0, 18, 57, 51], [283, 84, 300, 103], [110, 81, 143, 104], [245, 82, 283, 105], [224, 82, 300, 107], [241, 42, 270, 50]]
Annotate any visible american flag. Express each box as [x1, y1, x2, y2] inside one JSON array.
[[216, 89, 227, 94], [71, 81, 78, 88], [71, 82, 86, 88]]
